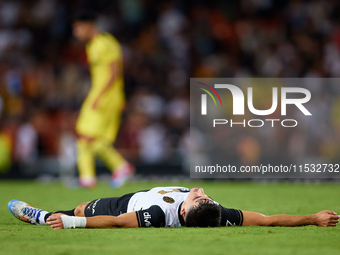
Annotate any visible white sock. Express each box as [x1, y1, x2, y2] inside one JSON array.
[[37, 210, 48, 225]]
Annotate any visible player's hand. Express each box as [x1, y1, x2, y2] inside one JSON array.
[[92, 96, 103, 110], [314, 210, 339, 227], [46, 213, 66, 229], [92, 100, 99, 109]]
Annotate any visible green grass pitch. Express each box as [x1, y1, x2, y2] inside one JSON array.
[[1, 180, 339, 255]]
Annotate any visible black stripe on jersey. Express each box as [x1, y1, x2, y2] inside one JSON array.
[[175, 188, 190, 193], [238, 210, 243, 226], [136, 211, 142, 227]]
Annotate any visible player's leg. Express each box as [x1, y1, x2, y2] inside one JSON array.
[[97, 106, 126, 170], [77, 137, 97, 188], [80, 198, 124, 217], [96, 109, 134, 188], [92, 138, 134, 188], [75, 99, 103, 188], [9, 195, 133, 225], [92, 138, 127, 170], [74, 202, 89, 216], [8, 199, 76, 225]]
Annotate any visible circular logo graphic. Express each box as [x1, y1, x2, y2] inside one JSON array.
[[163, 196, 175, 204]]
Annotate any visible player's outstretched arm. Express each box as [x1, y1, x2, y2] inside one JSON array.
[[46, 212, 138, 229], [86, 213, 138, 228], [242, 210, 339, 227]]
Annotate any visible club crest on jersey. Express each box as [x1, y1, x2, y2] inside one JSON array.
[[163, 196, 175, 204]]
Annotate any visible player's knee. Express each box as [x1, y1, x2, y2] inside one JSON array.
[[75, 202, 88, 216]]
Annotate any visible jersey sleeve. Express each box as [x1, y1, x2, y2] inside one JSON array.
[[219, 205, 243, 226], [98, 36, 121, 64], [87, 34, 122, 65], [135, 205, 165, 228]]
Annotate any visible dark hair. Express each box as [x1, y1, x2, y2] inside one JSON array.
[[73, 10, 97, 23], [185, 200, 221, 227]]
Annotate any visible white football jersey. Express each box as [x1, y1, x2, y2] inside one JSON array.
[[127, 186, 190, 227]]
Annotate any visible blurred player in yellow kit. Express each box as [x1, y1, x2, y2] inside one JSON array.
[[72, 11, 134, 188]]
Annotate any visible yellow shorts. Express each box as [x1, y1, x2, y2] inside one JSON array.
[[76, 103, 123, 142]]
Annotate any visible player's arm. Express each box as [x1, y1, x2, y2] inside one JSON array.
[[242, 210, 339, 227], [47, 205, 165, 229], [47, 212, 138, 229], [87, 213, 138, 228], [92, 61, 120, 109]]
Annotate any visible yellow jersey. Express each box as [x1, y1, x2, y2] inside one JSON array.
[[76, 32, 125, 141]]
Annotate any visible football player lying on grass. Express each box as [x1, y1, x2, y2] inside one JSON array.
[[8, 186, 339, 229]]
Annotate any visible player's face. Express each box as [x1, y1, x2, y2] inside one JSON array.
[[73, 21, 93, 42], [184, 187, 212, 211]]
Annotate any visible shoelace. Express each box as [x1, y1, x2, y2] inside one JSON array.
[[22, 207, 40, 221]]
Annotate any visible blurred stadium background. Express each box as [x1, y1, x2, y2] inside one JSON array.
[[0, 0, 340, 181]]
